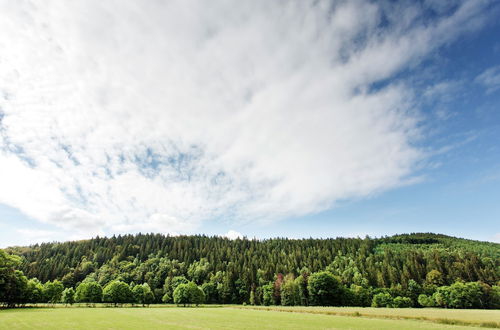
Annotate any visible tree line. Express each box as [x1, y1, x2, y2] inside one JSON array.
[[1, 233, 499, 308]]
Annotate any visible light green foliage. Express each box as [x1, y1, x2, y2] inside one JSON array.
[[96, 264, 116, 287], [76, 279, 103, 303], [307, 272, 345, 306], [217, 272, 233, 304], [103, 280, 134, 306], [188, 282, 205, 306], [173, 281, 205, 306], [163, 275, 188, 302], [490, 286, 500, 309], [43, 280, 64, 304], [372, 292, 393, 308], [348, 284, 372, 307], [62, 287, 76, 305], [187, 258, 210, 284], [161, 292, 171, 303], [433, 281, 484, 309], [393, 296, 413, 308], [173, 283, 190, 306], [0, 251, 27, 307], [26, 278, 43, 304], [295, 271, 309, 306], [417, 294, 435, 307], [281, 275, 300, 306], [249, 289, 256, 305], [201, 282, 218, 303], [234, 278, 248, 304], [132, 283, 154, 306], [170, 276, 189, 290], [426, 270, 445, 286], [262, 283, 274, 306], [406, 279, 422, 305]]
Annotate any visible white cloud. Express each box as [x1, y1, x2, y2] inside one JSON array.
[[476, 65, 500, 94], [0, 0, 493, 239], [224, 230, 243, 240], [492, 233, 500, 243], [15, 229, 58, 245]]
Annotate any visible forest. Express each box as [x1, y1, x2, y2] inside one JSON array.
[[1, 233, 499, 308]]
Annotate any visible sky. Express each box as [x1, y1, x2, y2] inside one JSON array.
[[0, 0, 499, 247]]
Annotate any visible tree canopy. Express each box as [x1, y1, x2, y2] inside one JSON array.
[[1, 233, 498, 309]]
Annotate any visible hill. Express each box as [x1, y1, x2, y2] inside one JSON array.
[[2, 232, 499, 308], [5, 233, 499, 285]]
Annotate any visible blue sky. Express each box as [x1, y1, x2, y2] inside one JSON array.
[[0, 0, 499, 247]]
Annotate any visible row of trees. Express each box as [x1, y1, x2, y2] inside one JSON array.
[[2, 233, 499, 308], [1, 249, 204, 307], [417, 281, 500, 309], [3, 246, 499, 308], [254, 271, 500, 309]]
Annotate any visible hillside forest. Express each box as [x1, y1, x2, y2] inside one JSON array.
[[1, 233, 499, 308]]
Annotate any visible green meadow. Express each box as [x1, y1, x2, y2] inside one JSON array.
[[1, 306, 498, 329]]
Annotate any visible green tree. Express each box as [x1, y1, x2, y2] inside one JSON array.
[[426, 270, 444, 286], [103, 280, 133, 306], [201, 282, 218, 304], [489, 286, 500, 309], [0, 251, 28, 307], [187, 259, 210, 284], [164, 275, 188, 302], [234, 278, 248, 304], [43, 280, 64, 304], [75, 278, 103, 304], [249, 289, 256, 305], [188, 282, 205, 306], [308, 272, 345, 306], [61, 287, 75, 305], [144, 286, 155, 306], [433, 286, 451, 308], [173, 283, 190, 306], [162, 292, 172, 303], [218, 272, 234, 303], [262, 283, 274, 306], [132, 283, 155, 306], [348, 284, 372, 307], [406, 279, 422, 305], [371, 292, 393, 307], [173, 282, 205, 307], [26, 278, 44, 304], [417, 294, 435, 307], [393, 296, 412, 308], [444, 282, 483, 309], [281, 275, 300, 306], [295, 272, 309, 306], [171, 276, 189, 290]]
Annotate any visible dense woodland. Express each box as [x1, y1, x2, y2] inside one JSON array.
[[1, 233, 499, 308]]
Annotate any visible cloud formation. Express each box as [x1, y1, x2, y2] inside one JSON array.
[[476, 65, 500, 94], [0, 0, 493, 237], [224, 230, 243, 240]]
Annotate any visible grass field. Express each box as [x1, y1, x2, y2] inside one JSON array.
[[1, 306, 499, 329], [235, 306, 500, 328]]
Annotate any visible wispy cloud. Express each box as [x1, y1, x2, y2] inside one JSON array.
[[0, 0, 494, 238], [475, 65, 500, 94]]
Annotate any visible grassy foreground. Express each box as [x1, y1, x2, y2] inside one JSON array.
[[235, 306, 500, 328], [0, 306, 498, 330]]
